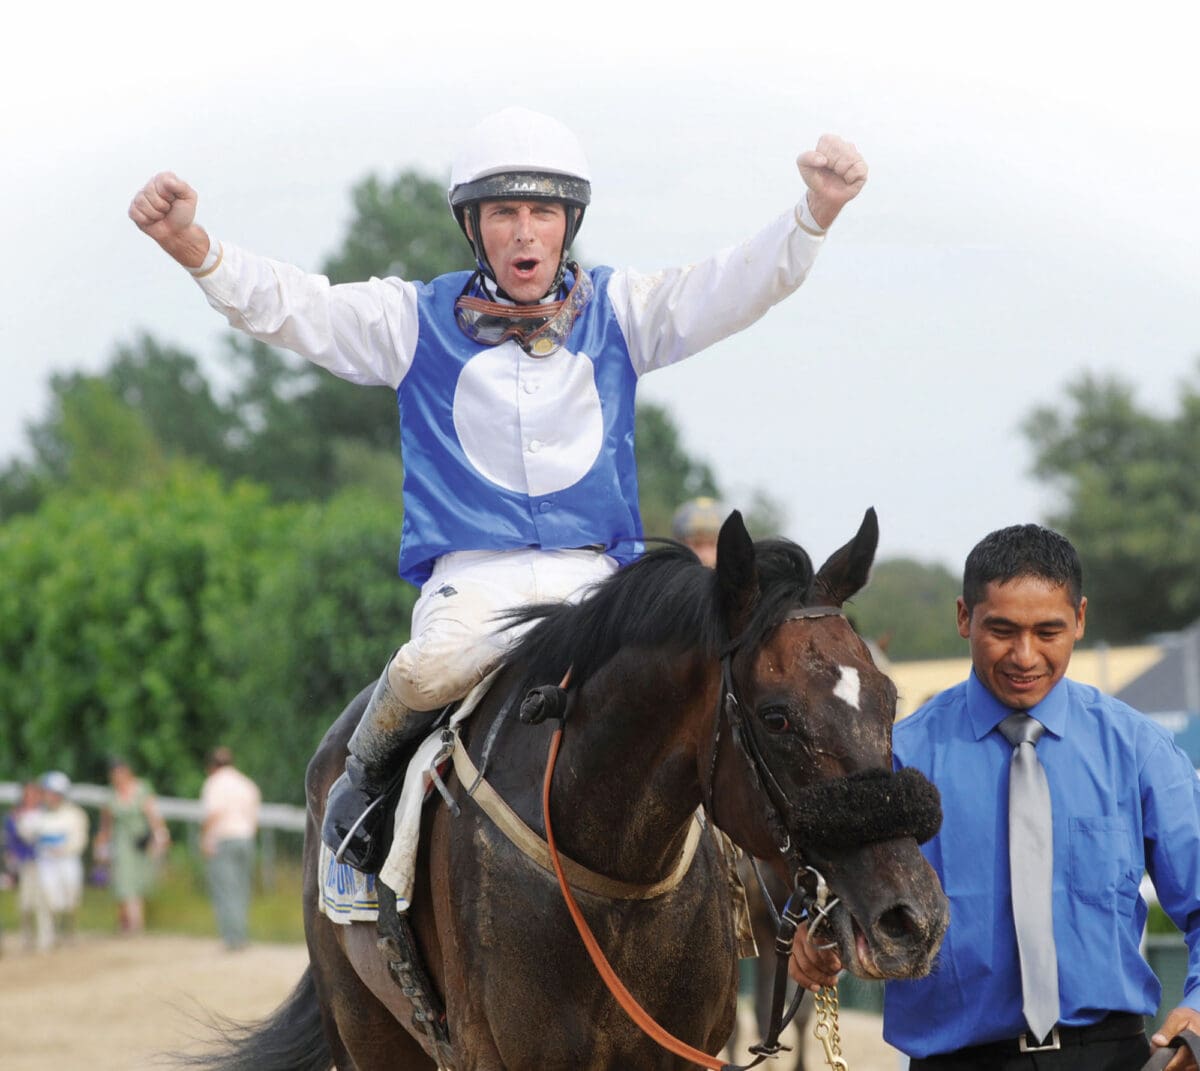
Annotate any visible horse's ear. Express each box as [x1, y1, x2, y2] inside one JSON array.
[[716, 510, 759, 636], [813, 507, 879, 608]]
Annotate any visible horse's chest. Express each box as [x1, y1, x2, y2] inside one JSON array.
[[441, 819, 738, 1067]]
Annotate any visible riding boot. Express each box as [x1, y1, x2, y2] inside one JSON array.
[[322, 666, 440, 873]]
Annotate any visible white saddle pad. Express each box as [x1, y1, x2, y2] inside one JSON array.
[[317, 670, 499, 924]]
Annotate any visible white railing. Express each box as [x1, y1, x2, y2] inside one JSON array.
[[0, 780, 306, 831], [1, 780, 307, 888]]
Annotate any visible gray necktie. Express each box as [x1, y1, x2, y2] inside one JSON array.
[[998, 712, 1060, 1043]]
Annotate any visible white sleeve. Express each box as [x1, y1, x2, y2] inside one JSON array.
[[192, 241, 420, 389], [606, 206, 825, 376]]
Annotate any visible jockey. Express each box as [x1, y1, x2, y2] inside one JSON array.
[[130, 108, 868, 873]]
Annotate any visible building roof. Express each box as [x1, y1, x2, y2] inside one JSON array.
[[1115, 623, 1200, 717]]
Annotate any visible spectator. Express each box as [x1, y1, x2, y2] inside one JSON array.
[[671, 496, 725, 567], [32, 771, 89, 946], [200, 746, 261, 950], [4, 781, 50, 952], [93, 758, 170, 935]]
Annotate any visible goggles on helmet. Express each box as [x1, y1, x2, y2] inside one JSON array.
[[454, 263, 593, 356], [449, 170, 590, 215]]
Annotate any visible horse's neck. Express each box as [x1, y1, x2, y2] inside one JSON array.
[[547, 648, 713, 885]]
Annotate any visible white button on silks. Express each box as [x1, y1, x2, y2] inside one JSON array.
[[528, 440, 542, 453], [523, 380, 539, 394]]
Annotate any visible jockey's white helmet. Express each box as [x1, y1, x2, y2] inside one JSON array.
[[448, 107, 591, 282], [448, 107, 591, 214]]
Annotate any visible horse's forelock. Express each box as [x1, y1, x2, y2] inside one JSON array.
[[739, 538, 817, 651]]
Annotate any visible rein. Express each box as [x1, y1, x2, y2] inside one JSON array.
[[542, 725, 740, 1071]]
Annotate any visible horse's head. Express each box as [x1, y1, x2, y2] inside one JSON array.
[[708, 509, 948, 981]]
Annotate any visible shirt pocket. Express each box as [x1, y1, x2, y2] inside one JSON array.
[[1068, 815, 1138, 911]]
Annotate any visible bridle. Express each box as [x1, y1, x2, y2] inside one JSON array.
[[703, 605, 852, 1062], [703, 605, 847, 883]]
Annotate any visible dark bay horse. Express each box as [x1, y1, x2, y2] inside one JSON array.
[[188, 509, 947, 1070]]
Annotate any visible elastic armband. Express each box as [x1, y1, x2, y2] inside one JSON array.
[[794, 199, 826, 237], [189, 239, 224, 278]]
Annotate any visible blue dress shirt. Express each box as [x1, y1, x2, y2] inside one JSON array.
[[884, 671, 1200, 1058]]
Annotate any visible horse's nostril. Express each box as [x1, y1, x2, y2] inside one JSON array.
[[875, 903, 918, 943]]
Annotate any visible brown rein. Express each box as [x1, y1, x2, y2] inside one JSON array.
[[541, 722, 729, 1071]]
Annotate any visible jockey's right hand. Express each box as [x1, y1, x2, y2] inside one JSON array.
[[788, 921, 844, 991], [129, 171, 210, 268]]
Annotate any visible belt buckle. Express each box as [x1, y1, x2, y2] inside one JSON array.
[[1019, 1027, 1061, 1053]]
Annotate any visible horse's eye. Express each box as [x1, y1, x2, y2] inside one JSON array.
[[760, 706, 791, 734]]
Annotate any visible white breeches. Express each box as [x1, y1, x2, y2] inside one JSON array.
[[386, 547, 618, 710]]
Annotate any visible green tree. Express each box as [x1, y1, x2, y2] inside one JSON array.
[[105, 335, 235, 472], [635, 405, 720, 538], [0, 467, 416, 802], [1022, 364, 1200, 642], [0, 340, 232, 518], [0, 466, 281, 789], [322, 170, 469, 284], [848, 557, 964, 660]]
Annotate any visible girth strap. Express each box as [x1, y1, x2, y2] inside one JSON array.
[[450, 730, 704, 900]]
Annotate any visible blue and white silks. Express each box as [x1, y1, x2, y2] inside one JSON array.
[[398, 267, 641, 585]]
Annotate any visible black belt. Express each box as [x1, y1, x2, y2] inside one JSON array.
[[933, 1013, 1146, 1061]]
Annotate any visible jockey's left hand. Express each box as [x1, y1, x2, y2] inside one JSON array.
[[1152, 1006, 1200, 1070], [797, 134, 868, 230]]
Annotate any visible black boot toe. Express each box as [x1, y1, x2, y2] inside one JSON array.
[[322, 769, 386, 873]]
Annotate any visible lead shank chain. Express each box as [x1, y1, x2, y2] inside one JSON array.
[[812, 984, 848, 1071]]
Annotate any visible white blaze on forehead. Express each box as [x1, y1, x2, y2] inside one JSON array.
[[833, 666, 861, 711]]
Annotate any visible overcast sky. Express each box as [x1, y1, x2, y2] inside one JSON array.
[[3, 1, 1197, 575]]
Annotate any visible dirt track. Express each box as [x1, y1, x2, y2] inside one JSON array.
[[0, 933, 903, 1069]]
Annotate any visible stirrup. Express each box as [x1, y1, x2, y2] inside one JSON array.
[[333, 791, 390, 865]]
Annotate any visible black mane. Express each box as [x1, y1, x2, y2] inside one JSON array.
[[502, 537, 816, 690]]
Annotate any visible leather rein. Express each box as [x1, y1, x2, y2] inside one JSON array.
[[539, 606, 850, 1070]]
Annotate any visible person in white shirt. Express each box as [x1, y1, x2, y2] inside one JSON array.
[[29, 771, 89, 946], [200, 746, 262, 950], [5, 780, 51, 951], [129, 107, 868, 874]]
